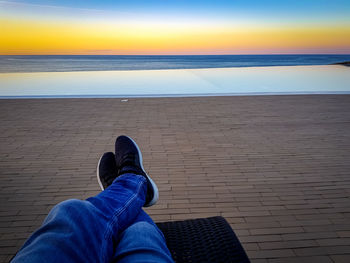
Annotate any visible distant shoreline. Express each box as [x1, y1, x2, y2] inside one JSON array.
[[0, 62, 348, 74], [1, 92, 350, 100], [333, 61, 350, 67]]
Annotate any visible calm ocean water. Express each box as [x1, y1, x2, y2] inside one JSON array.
[[0, 55, 350, 73]]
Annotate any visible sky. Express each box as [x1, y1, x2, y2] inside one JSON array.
[[1, 0, 350, 55]]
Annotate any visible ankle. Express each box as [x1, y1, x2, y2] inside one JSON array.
[[119, 165, 146, 177]]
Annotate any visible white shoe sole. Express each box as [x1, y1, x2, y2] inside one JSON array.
[[96, 155, 105, 191], [126, 136, 159, 207]]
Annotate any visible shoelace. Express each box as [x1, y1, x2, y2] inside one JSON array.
[[118, 152, 146, 177], [119, 152, 136, 167]]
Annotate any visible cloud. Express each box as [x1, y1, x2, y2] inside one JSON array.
[[0, 0, 131, 17]]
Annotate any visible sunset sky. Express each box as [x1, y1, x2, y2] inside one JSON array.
[[1, 0, 350, 55]]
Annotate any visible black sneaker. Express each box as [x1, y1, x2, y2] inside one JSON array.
[[97, 152, 118, 190], [115, 135, 159, 207]]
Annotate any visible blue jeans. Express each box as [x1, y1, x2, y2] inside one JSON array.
[[11, 174, 174, 263]]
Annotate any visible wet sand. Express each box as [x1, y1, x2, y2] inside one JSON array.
[[1, 95, 350, 262]]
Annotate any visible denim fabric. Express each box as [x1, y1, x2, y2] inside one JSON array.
[[113, 221, 174, 263], [11, 174, 173, 263]]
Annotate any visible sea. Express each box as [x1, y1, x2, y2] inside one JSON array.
[[0, 55, 349, 98], [1, 54, 350, 73]]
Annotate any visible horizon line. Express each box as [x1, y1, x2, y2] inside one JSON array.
[[1, 53, 350, 56]]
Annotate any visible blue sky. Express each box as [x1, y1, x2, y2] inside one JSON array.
[[1, 0, 350, 54], [3, 0, 350, 21]]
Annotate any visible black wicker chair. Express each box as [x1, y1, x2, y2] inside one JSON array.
[[156, 216, 250, 263]]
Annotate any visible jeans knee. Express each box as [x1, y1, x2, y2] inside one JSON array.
[[123, 221, 164, 240], [116, 221, 172, 262], [51, 199, 89, 216], [128, 221, 154, 233]]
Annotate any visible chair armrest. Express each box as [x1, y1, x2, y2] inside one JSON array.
[[156, 216, 250, 263]]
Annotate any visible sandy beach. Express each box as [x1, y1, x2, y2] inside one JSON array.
[[1, 95, 350, 262]]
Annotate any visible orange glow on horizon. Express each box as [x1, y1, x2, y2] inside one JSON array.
[[1, 17, 350, 55]]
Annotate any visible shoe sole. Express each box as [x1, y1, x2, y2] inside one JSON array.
[[126, 136, 159, 207], [96, 155, 105, 191]]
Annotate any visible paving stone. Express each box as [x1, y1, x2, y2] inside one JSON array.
[[330, 254, 350, 263], [1, 95, 350, 262], [247, 249, 295, 259], [268, 255, 333, 263]]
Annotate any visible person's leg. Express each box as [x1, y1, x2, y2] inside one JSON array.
[[11, 136, 171, 263], [11, 173, 148, 263], [113, 210, 173, 263]]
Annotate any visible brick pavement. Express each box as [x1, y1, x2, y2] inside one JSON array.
[[0, 95, 350, 262]]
